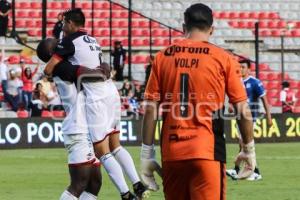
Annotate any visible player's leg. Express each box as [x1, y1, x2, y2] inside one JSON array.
[[110, 133, 149, 199], [60, 134, 97, 199], [189, 160, 226, 200], [79, 161, 102, 200]]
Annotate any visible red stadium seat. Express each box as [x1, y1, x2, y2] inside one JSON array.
[[132, 29, 142, 36], [112, 4, 123, 10], [229, 12, 239, 19], [277, 21, 287, 29], [143, 39, 150, 45], [258, 12, 269, 19], [267, 73, 280, 80], [267, 21, 277, 29], [294, 107, 300, 113], [112, 21, 119, 27], [28, 29, 39, 37], [82, 2, 92, 9], [139, 21, 149, 28], [132, 13, 142, 18], [16, 20, 26, 28], [17, 110, 29, 118], [259, 63, 270, 71], [213, 12, 220, 18], [19, 2, 30, 9], [17, 11, 28, 18], [133, 55, 147, 63], [291, 30, 300, 37], [296, 22, 300, 28], [249, 12, 259, 19], [289, 81, 298, 89], [239, 12, 249, 19], [247, 21, 255, 28], [271, 30, 281, 37], [151, 21, 160, 28], [259, 21, 268, 28], [258, 72, 268, 81], [152, 29, 165, 37], [237, 21, 247, 29], [94, 2, 103, 9], [99, 11, 109, 18], [131, 21, 139, 28], [101, 2, 110, 9], [172, 30, 183, 37], [228, 21, 238, 28], [132, 39, 144, 46], [61, 2, 71, 9], [119, 20, 128, 28], [141, 29, 150, 37], [260, 30, 271, 37], [49, 2, 61, 9], [98, 29, 108, 37], [29, 11, 41, 18], [25, 21, 36, 28], [42, 110, 53, 118], [53, 111, 65, 118], [112, 29, 122, 37], [98, 21, 109, 27], [266, 81, 280, 90], [268, 12, 280, 19], [219, 12, 229, 19], [120, 11, 129, 18], [111, 12, 121, 18], [267, 90, 280, 98], [268, 98, 281, 106], [47, 11, 59, 19], [99, 39, 110, 46], [30, 2, 41, 9], [121, 29, 128, 36]]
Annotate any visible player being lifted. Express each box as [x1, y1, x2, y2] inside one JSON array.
[[43, 8, 148, 200], [140, 3, 257, 200], [226, 59, 273, 181]]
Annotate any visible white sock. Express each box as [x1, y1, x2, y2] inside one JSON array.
[[100, 153, 129, 194], [112, 146, 140, 184], [79, 191, 97, 200], [60, 190, 78, 200]]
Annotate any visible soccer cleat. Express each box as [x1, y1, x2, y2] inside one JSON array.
[[121, 191, 138, 200], [226, 169, 238, 180], [133, 181, 150, 200], [246, 172, 262, 181]]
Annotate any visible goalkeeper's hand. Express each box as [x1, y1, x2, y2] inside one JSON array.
[[140, 144, 162, 191], [235, 140, 256, 179]]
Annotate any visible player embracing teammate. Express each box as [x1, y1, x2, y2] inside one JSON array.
[[37, 8, 147, 200]]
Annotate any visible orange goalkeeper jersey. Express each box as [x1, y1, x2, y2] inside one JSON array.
[[144, 39, 247, 162]]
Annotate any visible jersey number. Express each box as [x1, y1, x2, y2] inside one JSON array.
[[180, 73, 189, 117]]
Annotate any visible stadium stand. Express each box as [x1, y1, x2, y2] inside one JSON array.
[[1, 0, 300, 114]]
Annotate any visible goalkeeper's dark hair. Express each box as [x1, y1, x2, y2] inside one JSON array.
[[63, 8, 85, 27], [184, 3, 213, 32], [239, 59, 251, 68], [36, 38, 57, 63]]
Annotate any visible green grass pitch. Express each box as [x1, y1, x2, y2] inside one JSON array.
[[1, 143, 300, 200]]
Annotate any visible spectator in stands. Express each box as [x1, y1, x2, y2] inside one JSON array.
[[21, 60, 39, 110], [6, 69, 22, 111], [29, 90, 46, 117], [280, 81, 296, 113], [145, 55, 154, 86], [0, 57, 8, 100], [127, 90, 139, 117], [47, 82, 63, 111], [52, 13, 63, 39], [111, 41, 126, 81], [134, 83, 143, 102], [37, 75, 51, 95], [35, 82, 48, 106], [120, 80, 132, 97], [0, 0, 11, 38]]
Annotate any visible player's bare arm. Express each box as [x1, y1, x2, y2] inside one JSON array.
[[44, 55, 61, 75], [142, 100, 158, 146], [261, 95, 273, 126]]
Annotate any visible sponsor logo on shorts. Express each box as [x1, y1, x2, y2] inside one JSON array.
[[169, 133, 197, 142]]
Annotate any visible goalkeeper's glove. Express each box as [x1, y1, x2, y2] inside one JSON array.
[[140, 144, 162, 191], [235, 140, 256, 179]]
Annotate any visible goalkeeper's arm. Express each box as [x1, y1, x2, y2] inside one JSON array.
[[140, 100, 162, 191], [233, 100, 254, 144], [233, 100, 256, 179]]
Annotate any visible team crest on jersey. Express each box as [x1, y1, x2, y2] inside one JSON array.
[[246, 83, 251, 88]]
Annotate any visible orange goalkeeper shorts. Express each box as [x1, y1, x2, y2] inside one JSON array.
[[162, 159, 226, 200]]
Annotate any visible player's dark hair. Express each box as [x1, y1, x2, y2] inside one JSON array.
[[63, 8, 85, 27], [36, 38, 57, 63], [184, 3, 213, 32], [239, 59, 251, 68], [282, 81, 290, 88]]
